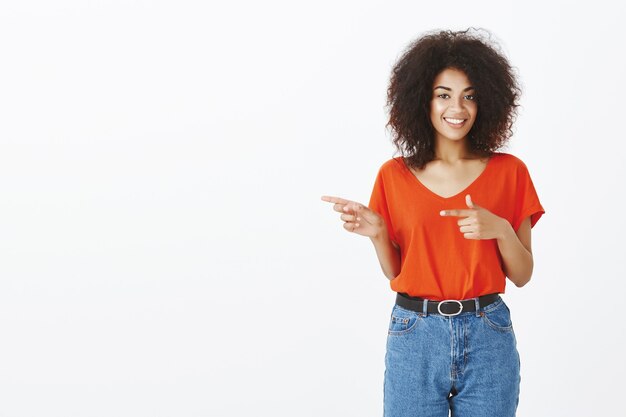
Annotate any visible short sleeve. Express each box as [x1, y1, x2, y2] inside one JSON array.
[[368, 166, 399, 245], [512, 161, 545, 232]]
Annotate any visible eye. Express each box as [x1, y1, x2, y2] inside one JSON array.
[[436, 93, 475, 100]]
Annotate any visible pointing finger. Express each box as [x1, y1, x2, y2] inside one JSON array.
[[321, 195, 350, 205], [440, 209, 474, 217], [321, 196, 356, 214]]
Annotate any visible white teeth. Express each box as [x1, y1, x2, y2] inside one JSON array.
[[444, 118, 465, 124]]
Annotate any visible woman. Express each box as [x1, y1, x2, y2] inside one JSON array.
[[321, 28, 545, 417]]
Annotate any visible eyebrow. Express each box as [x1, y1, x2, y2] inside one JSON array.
[[434, 85, 475, 92]]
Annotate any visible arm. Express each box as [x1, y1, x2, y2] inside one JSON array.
[[496, 216, 534, 287], [370, 228, 402, 281]]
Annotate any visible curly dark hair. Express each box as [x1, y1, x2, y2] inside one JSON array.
[[385, 27, 522, 170]]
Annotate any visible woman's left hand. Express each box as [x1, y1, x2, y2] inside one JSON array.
[[439, 194, 511, 240]]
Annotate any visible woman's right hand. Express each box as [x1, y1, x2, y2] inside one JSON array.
[[320, 195, 387, 239]]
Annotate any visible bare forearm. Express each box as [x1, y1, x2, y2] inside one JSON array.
[[370, 230, 401, 281], [496, 221, 533, 287]]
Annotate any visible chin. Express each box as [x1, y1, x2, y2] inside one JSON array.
[[440, 131, 470, 141]]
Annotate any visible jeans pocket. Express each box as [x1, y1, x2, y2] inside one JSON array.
[[481, 300, 514, 333], [388, 305, 420, 336]]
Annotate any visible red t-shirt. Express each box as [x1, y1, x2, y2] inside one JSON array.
[[368, 152, 545, 300]]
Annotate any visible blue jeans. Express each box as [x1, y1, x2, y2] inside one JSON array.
[[383, 295, 521, 417]]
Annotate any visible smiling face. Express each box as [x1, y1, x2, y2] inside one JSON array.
[[429, 67, 478, 145]]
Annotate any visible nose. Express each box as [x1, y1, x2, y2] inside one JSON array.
[[448, 96, 466, 109], [446, 98, 468, 116]]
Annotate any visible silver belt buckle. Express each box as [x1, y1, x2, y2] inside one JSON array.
[[437, 299, 463, 316]]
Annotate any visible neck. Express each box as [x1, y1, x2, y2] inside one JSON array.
[[432, 137, 477, 163]]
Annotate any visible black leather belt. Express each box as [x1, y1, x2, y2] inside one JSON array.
[[396, 292, 500, 316]]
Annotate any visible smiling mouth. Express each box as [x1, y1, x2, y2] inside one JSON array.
[[443, 117, 467, 125]]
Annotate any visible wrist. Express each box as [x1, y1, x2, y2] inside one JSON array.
[[497, 218, 515, 242], [370, 227, 389, 242]]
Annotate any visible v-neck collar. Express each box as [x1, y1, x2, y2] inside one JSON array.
[[401, 153, 498, 201]]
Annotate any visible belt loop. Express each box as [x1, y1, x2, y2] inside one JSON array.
[[474, 297, 481, 317], [422, 299, 428, 317]]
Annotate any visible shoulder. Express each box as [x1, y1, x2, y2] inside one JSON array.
[[376, 156, 407, 174], [491, 151, 529, 172]]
